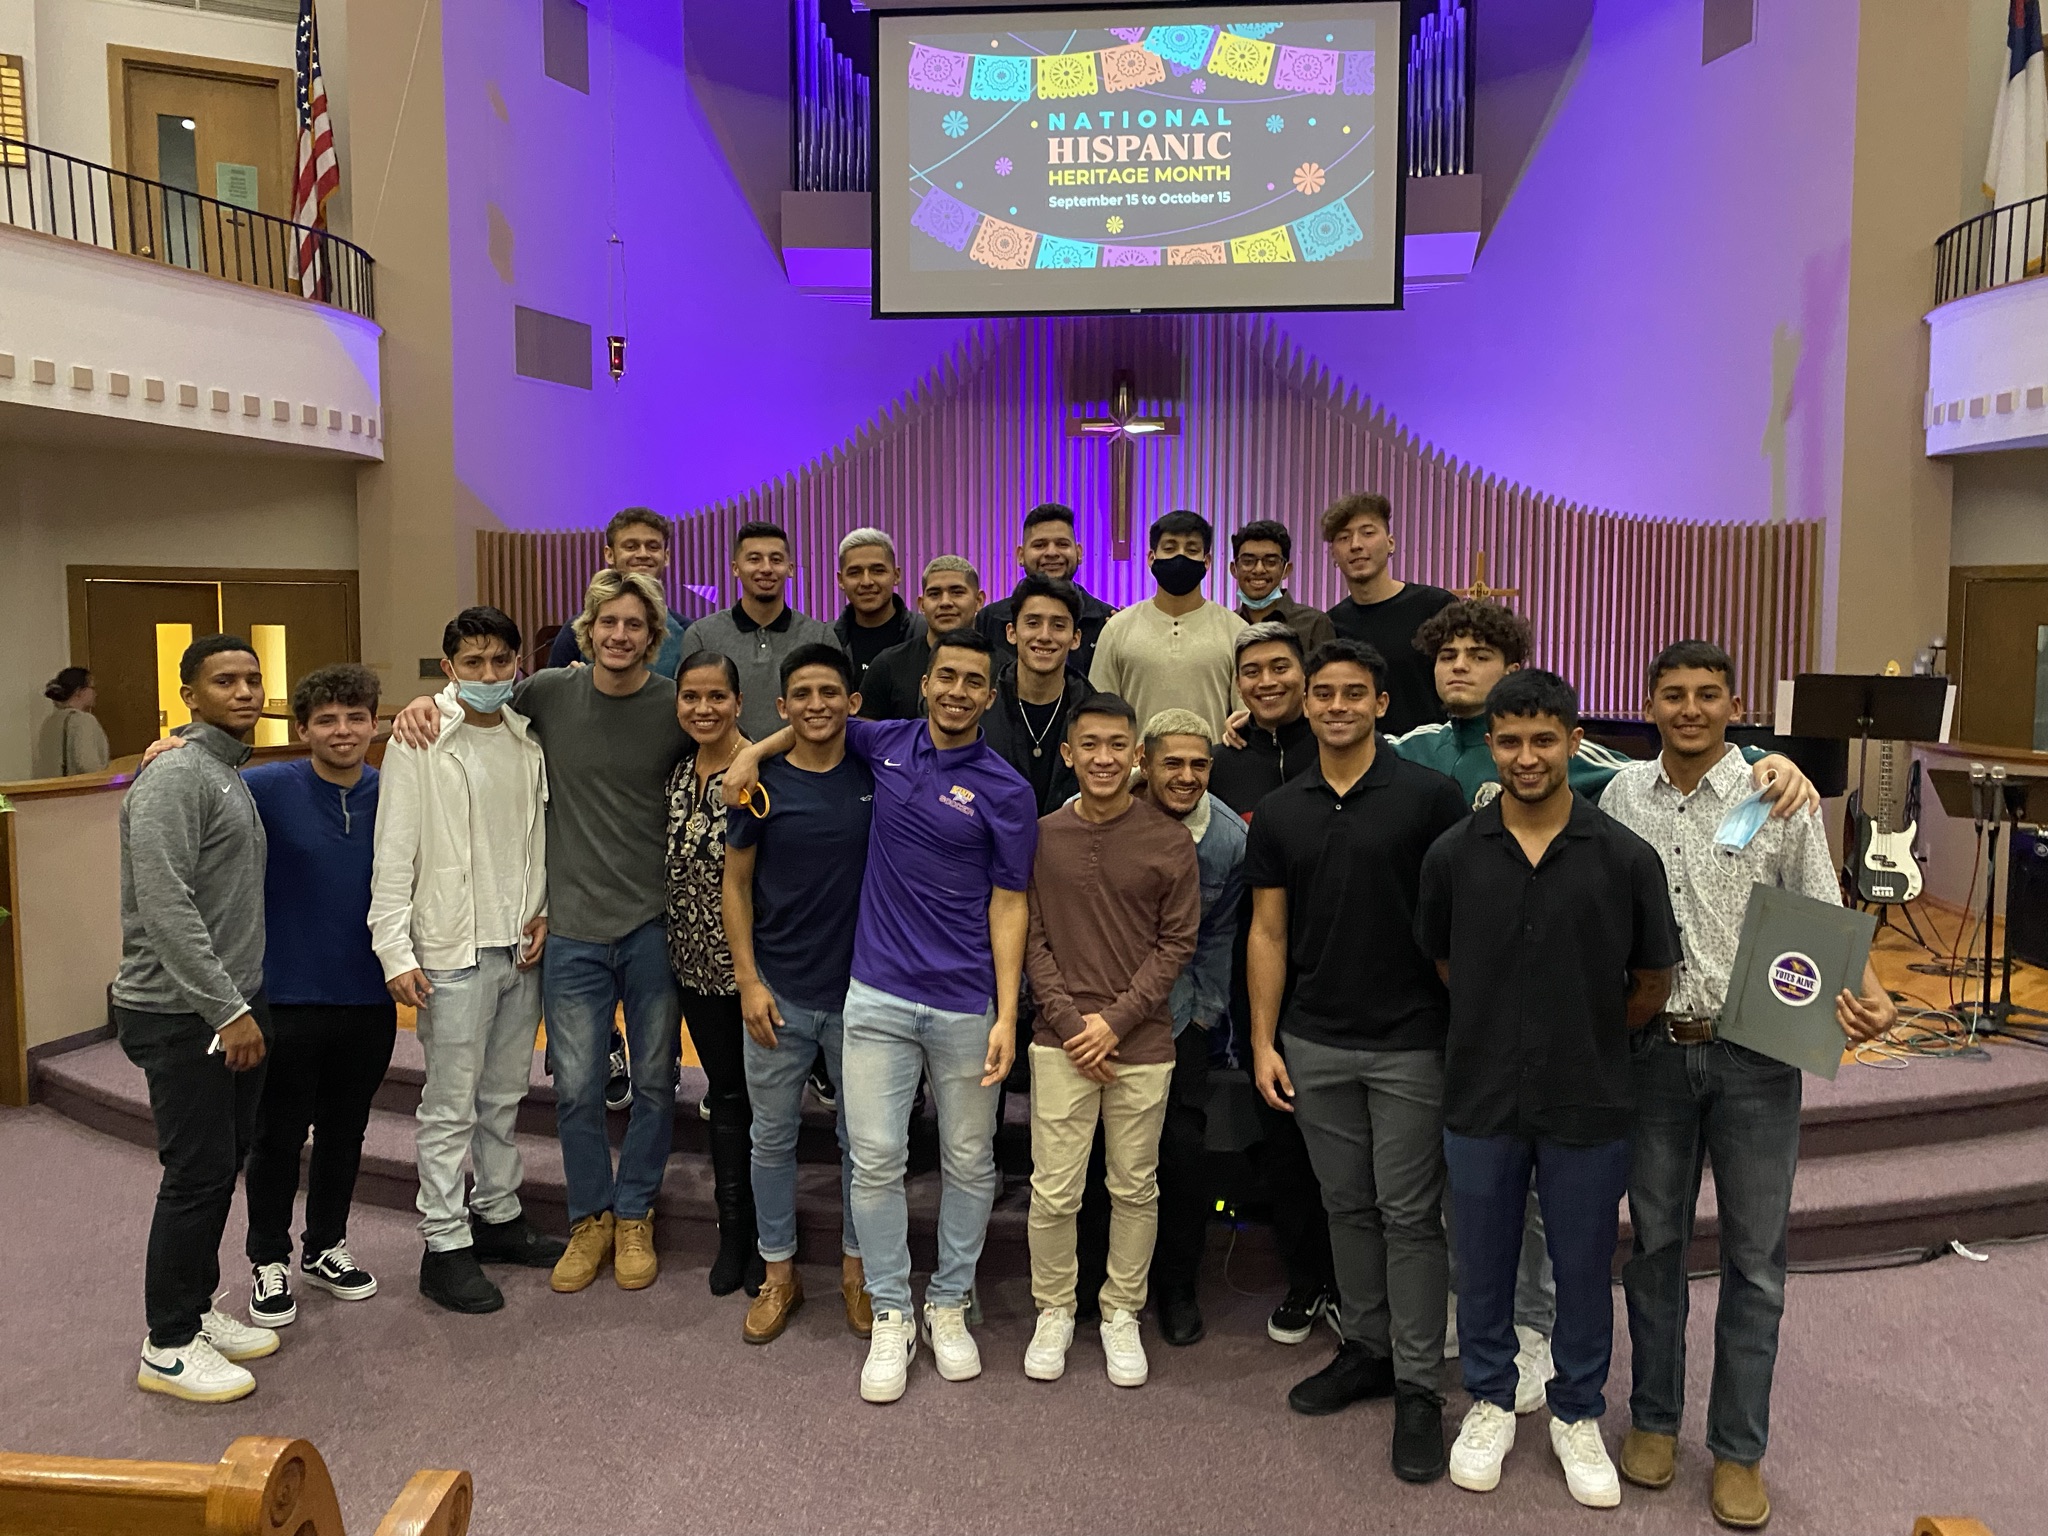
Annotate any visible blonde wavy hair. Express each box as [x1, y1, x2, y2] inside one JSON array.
[[572, 569, 668, 662]]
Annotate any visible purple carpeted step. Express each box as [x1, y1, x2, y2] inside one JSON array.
[[34, 1038, 2048, 1267]]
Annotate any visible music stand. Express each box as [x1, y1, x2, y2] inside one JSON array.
[[1779, 673, 1951, 948], [1928, 766, 2048, 1032]]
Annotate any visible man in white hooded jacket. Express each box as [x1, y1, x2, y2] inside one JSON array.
[[370, 606, 561, 1313]]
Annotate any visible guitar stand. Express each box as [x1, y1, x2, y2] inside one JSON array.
[[1863, 897, 1936, 955]]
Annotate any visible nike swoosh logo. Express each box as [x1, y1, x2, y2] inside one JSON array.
[[144, 1358, 185, 1377], [883, 759, 904, 767]]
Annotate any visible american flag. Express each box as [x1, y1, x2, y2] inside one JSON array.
[[292, 0, 340, 297]]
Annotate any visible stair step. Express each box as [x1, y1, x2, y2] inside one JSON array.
[[34, 1038, 2048, 1267]]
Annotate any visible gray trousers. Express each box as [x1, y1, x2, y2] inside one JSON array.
[[415, 946, 541, 1252], [1448, 1185, 1557, 1336], [1286, 1034, 1448, 1389]]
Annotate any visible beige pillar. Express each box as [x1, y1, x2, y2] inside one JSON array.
[[1832, 0, 1970, 673], [339, 0, 462, 701]]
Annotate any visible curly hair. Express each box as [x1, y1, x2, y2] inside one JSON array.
[[292, 663, 381, 726], [1412, 599, 1531, 667]]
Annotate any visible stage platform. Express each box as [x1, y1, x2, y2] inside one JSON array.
[[34, 1016, 2048, 1276]]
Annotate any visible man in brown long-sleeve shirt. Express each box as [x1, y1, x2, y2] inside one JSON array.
[[1023, 692, 1201, 1390]]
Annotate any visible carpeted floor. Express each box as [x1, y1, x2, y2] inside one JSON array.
[[2, 1104, 2034, 1536]]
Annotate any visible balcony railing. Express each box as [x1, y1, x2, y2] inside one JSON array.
[[1934, 194, 2046, 307], [1, 133, 374, 321]]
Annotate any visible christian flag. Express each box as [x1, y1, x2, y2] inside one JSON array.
[[291, 0, 340, 298], [1986, 1, 2047, 207]]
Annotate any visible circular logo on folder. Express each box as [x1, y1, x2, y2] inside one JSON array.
[[1767, 951, 1823, 1008]]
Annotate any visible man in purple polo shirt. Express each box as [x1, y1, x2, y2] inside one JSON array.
[[725, 627, 1038, 1405]]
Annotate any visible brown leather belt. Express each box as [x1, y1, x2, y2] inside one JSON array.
[[1660, 1013, 1716, 1046]]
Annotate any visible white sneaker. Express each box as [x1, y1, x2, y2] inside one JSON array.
[[1448, 1400, 1516, 1492], [921, 1300, 982, 1382], [1550, 1416, 1622, 1508], [1513, 1325, 1555, 1415], [860, 1309, 917, 1403], [1024, 1307, 1075, 1381], [201, 1307, 280, 1363], [1444, 1292, 1460, 1359], [1100, 1307, 1149, 1388], [137, 1335, 255, 1403]]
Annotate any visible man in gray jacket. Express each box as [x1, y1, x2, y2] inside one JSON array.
[[113, 634, 281, 1404], [680, 520, 842, 741]]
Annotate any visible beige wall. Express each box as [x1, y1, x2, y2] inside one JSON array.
[[1831, 0, 1971, 674], [0, 442, 359, 782], [11, 787, 123, 1048], [1950, 449, 2048, 568], [339, 0, 463, 705]]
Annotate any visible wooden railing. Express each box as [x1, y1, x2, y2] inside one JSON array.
[[0, 1436, 469, 1536]]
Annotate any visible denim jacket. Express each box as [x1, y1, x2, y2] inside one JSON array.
[[1168, 792, 1247, 1036]]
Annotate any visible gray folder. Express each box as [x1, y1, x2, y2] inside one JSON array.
[[1715, 885, 1877, 1081]]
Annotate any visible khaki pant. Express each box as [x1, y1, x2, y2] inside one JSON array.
[[1027, 1044, 1174, 1315]]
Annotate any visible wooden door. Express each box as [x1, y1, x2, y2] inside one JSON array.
[[221, 581, 360, 747], [114, 51, 293, 279], [79, 579, 223, 758], [1950, 568, 2048, 750]]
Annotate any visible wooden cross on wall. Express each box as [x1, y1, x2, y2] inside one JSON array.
[[1065, 371, 1180, 560], [1457, 550, 1521, 603]]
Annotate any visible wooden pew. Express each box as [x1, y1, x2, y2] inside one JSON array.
[[0, 1436, 470, 1536]]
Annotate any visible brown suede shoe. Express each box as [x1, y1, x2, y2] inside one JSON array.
[[841, 1268, 874, 1339], [1712, 1459, 1770, 1529], [550, 1212, 615, 1293], [614, 1216, 658, 1290], [1621, 1428, 1677, 1489], [743, 1274, 805, 1344]]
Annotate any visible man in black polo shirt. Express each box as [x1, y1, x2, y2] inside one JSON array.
[[1208, 620, 1336, 1346], [1417, 669, 1678, 1509], [1245, 637, 1466, 1484]]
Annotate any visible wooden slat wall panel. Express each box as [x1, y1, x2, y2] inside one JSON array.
[[478, 315, 1823, 720]]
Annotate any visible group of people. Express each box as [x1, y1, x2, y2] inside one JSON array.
[[110, 493, 1898, 1531]]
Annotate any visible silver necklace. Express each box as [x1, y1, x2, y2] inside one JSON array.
[[1020, 696, 1060, 758]]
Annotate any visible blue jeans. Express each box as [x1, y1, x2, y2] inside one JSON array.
[[744, 989, 857, 1263], [841, 979, 999, 1316], [1444, 1131, 1631, 1422], [543, 920, 682, 1223], [1624, 1032, 1802, 1465]]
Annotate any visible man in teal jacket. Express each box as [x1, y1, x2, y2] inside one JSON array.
[[1390, 602, 1816, 815]]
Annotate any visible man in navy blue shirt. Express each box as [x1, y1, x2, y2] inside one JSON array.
[[239, 664, 397, 1327], [724, 643, 875, 1345]]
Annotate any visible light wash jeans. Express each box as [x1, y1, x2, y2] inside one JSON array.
[[415, 947, 541, 1252], [841, 979, 999, 1317], [542, 919, 682, 1223], [744, 989, 857, 1263]]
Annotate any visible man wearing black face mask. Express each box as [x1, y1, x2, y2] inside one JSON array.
[[1090, 511, 1248, 740]]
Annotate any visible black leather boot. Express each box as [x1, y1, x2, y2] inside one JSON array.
[[707, 1109, 762, 1297]]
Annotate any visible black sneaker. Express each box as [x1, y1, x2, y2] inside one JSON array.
[[807, 1060, 837, 1110], [248, 1261, 297, 1326], [1392, 1381, 1448, 1483], [419, 1248, 504, 1314], [301, 1242, 378, 1301], [1267, 1280, 1333, 1345], [604, 1031, 632, 1112], [1288, 1340, 1395, 1416], [1157, 1288, 1205, 1348], [470, 1213, 568, 1268]]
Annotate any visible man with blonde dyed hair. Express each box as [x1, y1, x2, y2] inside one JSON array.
[[391, 564, 691, 1298], [860, 555, 986, 720], [834, 528, 923, 675]]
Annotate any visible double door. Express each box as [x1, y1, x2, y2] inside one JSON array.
[[69, 569, 360, 759]]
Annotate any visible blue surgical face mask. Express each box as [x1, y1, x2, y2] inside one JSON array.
[[1239, 587, 1286, 611], [1714, 785, 1771, 851], [457, 679, 517, 713]]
